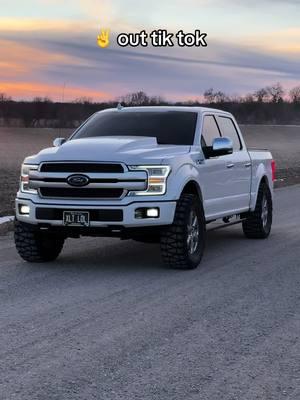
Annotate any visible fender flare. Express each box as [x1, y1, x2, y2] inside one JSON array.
[[171, 164, 203, 203], [250, 164, 271, 210]]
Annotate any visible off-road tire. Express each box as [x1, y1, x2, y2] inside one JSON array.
[[160, 194, 205, 269], [14, 221, 65, 262], [242, 182, 272, 239]]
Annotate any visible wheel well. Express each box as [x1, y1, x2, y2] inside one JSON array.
[[181, 181, 203, 202], [260, 175, 269, 187]]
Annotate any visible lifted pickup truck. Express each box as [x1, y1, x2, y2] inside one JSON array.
[[15, 106, 275, 269]]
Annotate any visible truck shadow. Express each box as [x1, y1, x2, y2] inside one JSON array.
[[46, 224, 248, 272], [56, 238, 164, 272]]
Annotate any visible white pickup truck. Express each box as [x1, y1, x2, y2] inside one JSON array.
[[15, 106, 275, 269]]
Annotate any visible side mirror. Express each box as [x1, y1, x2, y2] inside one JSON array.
[[203, 137, 233, 158], [53, 137, 66, 147], [212, 137, 233, 156]]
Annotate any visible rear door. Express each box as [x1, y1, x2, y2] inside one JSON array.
[[215, 115, 251, 211]]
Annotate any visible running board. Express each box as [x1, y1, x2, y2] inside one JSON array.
[[207, 219, 246, 232]]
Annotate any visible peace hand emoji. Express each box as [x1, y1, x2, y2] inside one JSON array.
[[97, 29, 110, 48]]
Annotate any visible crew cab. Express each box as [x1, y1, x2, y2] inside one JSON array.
[[14, 106, 275, 269]]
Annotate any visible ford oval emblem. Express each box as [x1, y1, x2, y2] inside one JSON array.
[[67, 174, 89, 187]]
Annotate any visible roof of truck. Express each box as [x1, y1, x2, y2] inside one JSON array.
[[101, 106, 232, 116]]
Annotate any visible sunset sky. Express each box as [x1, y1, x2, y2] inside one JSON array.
[[0, 0, 299, 101]]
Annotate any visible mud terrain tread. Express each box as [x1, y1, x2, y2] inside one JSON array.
[[242, 182, 272, 239], [14, 221, 64, 262], [160, 194, 205, 269]]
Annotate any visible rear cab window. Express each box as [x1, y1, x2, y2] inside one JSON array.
[[216, 116, 242, 151]]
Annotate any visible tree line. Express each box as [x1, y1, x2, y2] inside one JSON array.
[[0, 82, 300, 128]]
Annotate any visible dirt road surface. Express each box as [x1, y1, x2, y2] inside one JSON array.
[[0, 185, 299, 399]]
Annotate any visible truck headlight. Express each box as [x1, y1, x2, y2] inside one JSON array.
[[20, 164, 38, 194], [128, 165, 171, 196]]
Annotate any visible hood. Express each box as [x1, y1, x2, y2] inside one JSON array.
[[25, 136, 190, 165]]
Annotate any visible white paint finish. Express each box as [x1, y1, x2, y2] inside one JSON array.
[[17, 106, 273, 226]]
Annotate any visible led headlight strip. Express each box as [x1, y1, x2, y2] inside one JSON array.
[[20, 164, 38, 194], [128, 165, 171, 195]]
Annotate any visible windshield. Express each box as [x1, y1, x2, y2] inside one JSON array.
[[72, 111, 197, 145]]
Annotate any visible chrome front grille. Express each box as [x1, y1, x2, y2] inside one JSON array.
[[40, 163, 124, 173], [29, 163, 147, 200], [39, 187, 124, 199]]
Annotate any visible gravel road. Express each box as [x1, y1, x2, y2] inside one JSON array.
[[0, 185, 299, 399]]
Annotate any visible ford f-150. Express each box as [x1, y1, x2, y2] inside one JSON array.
[[14, 106, 275, 269]]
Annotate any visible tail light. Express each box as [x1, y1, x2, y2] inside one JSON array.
[[271, 160, 276, 182]]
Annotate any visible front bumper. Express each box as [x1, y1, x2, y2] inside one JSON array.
[[15, 198, 177, 228]]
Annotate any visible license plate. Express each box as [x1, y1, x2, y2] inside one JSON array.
[[63, 211, 90, 227]]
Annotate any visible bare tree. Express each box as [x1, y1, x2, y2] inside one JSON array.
[[0, 93, 12, 102], [2, 82, 300, 127], [0, 93, 12, 124], [289, 86, 300, 104], [32, 97, 53, 127], [253, 88, 269, 103], [229, 94, 243, 103], [214, 91, 228, 103], [242, 93, 255, 103], [148, 95, 165, 105], [203, 88, 215, 103], [73, 97, 93, 104], [120, 91, 150, 106], [32, 97, 52, 104], [266, 83, 284, 103], [203, 88, 229, 103]]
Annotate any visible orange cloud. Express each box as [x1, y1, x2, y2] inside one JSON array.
[[266, 28, 300, 54], [242, 28, 300, 55], [0, 34, 113, 101], [0, 38, 90, 85], [0, 39, 83, 69], [0, 18, 97, 32], [0, 81, 110, 101]]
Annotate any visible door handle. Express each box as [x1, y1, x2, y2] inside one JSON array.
[[244, 162, 251, 168], [226, 163, 235, 169]]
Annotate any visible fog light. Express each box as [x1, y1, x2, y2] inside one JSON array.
[[19, 204, 30, 215], [146, 208, 159, 218], [135, 207, 160, 219]]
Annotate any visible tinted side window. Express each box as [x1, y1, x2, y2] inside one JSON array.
[[201, 115, 221, 146], [217, 117, 242, 151]]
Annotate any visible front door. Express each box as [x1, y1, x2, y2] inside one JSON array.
[[199, 114, 235, 219]]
